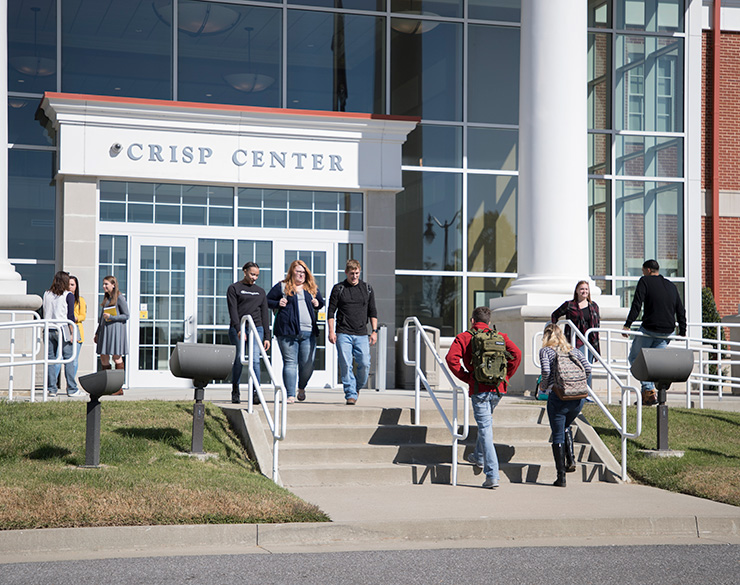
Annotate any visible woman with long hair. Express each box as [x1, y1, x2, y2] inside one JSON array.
[[551, 280, 600, 386], [539, 323, 590, 487], [67, 275, 87, 394], [42, 271, 83, 397], [94, 275, 129, 395], [267, 260, 325, 403]]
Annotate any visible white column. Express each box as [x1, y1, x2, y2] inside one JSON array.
[[0, 0, 41, 309], [506, 0, 591, 297]]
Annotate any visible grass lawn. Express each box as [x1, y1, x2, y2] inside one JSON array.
[[0, 400, 329, 530], [582, 403, 740, 507]]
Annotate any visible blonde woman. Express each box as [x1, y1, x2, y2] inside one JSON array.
[[267, 260, 325, 403], [539, 323, 590, 487]]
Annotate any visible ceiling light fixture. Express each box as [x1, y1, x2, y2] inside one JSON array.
[[224, 27, 274, 93], [152, 0, 240, 36], [9, 7, 55, 77]]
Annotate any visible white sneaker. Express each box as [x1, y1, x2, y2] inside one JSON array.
[[482, 477, 499, 489], [67, 389, 86, 397]]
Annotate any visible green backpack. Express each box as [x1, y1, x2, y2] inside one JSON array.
[[468, 326, 511, 392]]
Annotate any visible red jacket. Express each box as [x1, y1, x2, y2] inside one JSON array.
[[445, 322, 522, 396]]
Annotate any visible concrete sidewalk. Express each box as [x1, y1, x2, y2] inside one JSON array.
[[1, 387, 739, 563]]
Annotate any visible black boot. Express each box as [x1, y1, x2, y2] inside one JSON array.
[[552, 443, 567, 487], [231, 383, 241, 404], [564, 427, 576, 473]]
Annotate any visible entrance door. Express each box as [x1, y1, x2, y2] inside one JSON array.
[[272, 243, 337, 389], [129, 236, 197, 387]]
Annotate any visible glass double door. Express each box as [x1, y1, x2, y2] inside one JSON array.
[[127, 236, 340, 389]]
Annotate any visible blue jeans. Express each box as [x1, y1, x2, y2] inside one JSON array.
[[336, 333, 371, 400], [47, 331, 76, 393], [277, 331, 316, 398], [547, 392, 584, 444], [470, 392, 502, 481], [628, 326, 670, 391], [229, 325, 263, 388]]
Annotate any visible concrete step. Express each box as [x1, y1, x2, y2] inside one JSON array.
[[278, 423, 551, 445], [277, 441, 567, 466], [279, 460, 613, 487]]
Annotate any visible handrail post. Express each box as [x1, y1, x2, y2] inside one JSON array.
[[414, 325, 421, 426]]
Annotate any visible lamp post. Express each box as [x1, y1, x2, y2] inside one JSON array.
[[423, 211, 460, 270]]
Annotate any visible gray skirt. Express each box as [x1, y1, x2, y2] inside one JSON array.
[[96, 319, 128, 356]]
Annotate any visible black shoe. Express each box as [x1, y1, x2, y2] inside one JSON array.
[[231, 393, 241, 404], [252, 392, 260, 405]]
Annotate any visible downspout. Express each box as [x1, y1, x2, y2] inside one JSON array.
[[712, 0, 721, 295]]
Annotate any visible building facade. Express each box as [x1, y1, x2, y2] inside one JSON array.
[[2, 0, 707, 390]]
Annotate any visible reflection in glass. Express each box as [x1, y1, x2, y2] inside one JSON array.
[[588, 0, 611, 28], [589, 179, 611, 278], [588, 32, 611, 130], [467, 175, 517, 273], [467, 128, 518, 171], [616, 181, 683, 278], [62, 0, 170, 99], [397, 172, 463, 271], [395, 275, 461, 337], [288, 10, 384, 113], [8, 98, 54, 146], [391, 21, 462, 121], [8, 1, 56, 94], [588, 133, 611, 175], [403, 125, 462, 168], [391, 0, 462, 19], [8, 150, 55, 261], [616, 0, 683, 33], [467, 277, 512, 318], [616, 136, 683, 177], [179, 4, 281, 107], [616, 35, 683, 132], [468, 0, 520, 22], [468, 24, 519, 125]]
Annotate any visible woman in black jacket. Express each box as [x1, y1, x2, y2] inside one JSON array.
[[551, 280, 600, 382], [267, 260, 325, 403]]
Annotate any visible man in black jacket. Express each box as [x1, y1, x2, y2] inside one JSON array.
[[227, 262, 270, 404], [622, 259, 687, 405], [327, 259, 378, 405]]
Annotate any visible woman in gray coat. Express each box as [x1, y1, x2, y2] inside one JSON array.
[[94, 275, 129, 394]]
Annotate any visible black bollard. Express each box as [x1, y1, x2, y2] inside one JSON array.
[[85, 397, 102, 467], [191, 384, 206, 454]]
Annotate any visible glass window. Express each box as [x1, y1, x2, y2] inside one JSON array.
[[616, 136, 683, 177], [8, 98, 54, 146], [467, 128, 518, 171], [616, 35, 683, 132], [8, 150, 56, 261], [238, 240, 273, 293], [467, 175, 517, 273], [62, 0, 171, 99], [98, 235, 129, 305], [290, 0, 384, 9], [338, 244, 364, 282], [197, 239, 232, 327], [179, 3, 281, 107], [391, 0, 462, 19], [396, 171, 463, 271], [395, 275, 461, 338], [588, 0, 611, 28], [403, 124, 462, 168], [8, 0, 57, 94], [12, 263, 56, 299], [467, 276, 512, 316], [287, 10, 384, 113], [615, 180, 683, 278], [588, 32, 611, 131], [468, 0, 520, 23], [616, 0, 683, 33], [391, 21, 462, 121], [589, 133, 611, 175], [589, 179, 611, 278], [468, 24, 519, 125]]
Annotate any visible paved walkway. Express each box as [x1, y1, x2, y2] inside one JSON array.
[[1, 386, 739, 563]]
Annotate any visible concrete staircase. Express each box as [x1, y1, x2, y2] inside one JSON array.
[[233, 397, 622, 488]]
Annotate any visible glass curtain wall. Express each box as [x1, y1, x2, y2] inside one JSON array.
[[588, 0, 686, 308]]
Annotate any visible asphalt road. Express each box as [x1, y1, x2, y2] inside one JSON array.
[[1, 545, 739, 585]]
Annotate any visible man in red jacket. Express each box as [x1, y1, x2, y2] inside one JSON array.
[[445, 306, 522, 489]]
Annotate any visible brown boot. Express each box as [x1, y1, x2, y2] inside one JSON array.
[[642, 389, 658, 406], [112, 362, 125, 395]]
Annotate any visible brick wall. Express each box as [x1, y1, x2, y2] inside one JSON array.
[[701, 30, 740, 316]]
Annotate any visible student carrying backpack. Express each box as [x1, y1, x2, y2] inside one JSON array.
[[446, 306, 522, 490]]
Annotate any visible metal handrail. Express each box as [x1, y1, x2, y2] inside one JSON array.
[[533, 319, 641, 482], [240, 314, 287, 483], [0, 310, 42, 400], [0, 317, 79, 402], [402, 316, 469, 486]]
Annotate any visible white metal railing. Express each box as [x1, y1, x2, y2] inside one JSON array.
[[240, 314, 287, 483], [577, 321, 740, 409], [533, 320, 641, 482], [0, 315, 79, 402], [403, 316, 469, 486]]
